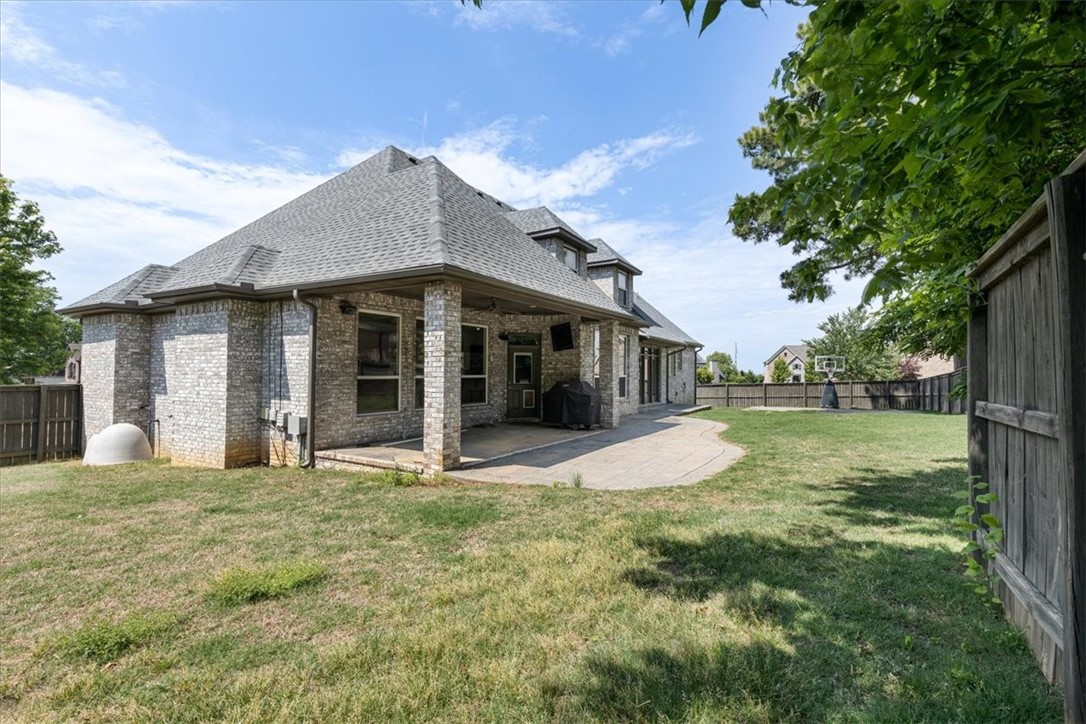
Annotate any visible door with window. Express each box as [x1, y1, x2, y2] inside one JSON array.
[[507, 334, 541, 419]]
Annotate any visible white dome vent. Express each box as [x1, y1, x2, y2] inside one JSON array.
[[83, 423, 153, 466]]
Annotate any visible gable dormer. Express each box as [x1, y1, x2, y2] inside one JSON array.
[[585, 238, 642, 311], [503, 207, 596, 279]]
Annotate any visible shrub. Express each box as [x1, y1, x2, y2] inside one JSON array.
[[206, 560, 327, 607]]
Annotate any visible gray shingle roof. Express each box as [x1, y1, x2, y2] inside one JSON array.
[[633, 292, 700, 347], [503, 207, 578, 237], [68, 263, 178, 309], [62, 146, 629, 319], [764, 344, 809, 366], [586, 238, 643, 275]]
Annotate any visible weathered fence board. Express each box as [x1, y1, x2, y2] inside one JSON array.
[[0, 385, 83, 466], [968, 150, 1084, 719], [695, 369, 964, 413]]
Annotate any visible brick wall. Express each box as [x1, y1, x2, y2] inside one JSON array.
[[81, 313, 151, 444], [168, 301, 231, 466], [149, 314, 175, 457], [224, 301, 263, 467]]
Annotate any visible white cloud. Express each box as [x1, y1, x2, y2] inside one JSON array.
[[0, 3, 126, 88], [0, 82, 329, 306], [595, 2, 671, 57], [449, 0, 580, 37], [337, 119, 698, 209]]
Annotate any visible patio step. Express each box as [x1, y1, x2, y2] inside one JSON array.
[[667, 405, 711, 416], [314, 449, 425, 475]]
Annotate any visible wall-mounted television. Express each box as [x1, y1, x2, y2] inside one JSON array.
[[550, 322, 575, 351]]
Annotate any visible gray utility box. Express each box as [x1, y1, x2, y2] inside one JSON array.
[[287, 415, 307, 436]]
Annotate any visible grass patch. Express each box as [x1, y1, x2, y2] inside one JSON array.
[[0, 412, 1062, 722], [205, 560, 327, 607], [56, 610, 181, 664], [404, 497, 502, 530]]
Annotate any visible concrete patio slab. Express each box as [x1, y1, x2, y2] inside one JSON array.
[[447, 409, 743, 490], [316, 423, 602, 473]]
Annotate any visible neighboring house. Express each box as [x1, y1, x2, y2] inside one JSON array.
[[60, 146, 700, 472], [763, 344, 809, 383], [696, 357, 727, 384], [908, 354, 964, 378], [65, 343, 81, 384]]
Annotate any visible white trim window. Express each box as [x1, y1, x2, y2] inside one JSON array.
[[357, 311, 400, 414], [461, 324, 488, 405]]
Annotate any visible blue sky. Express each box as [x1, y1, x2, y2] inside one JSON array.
[[0, 0, 865, 370]]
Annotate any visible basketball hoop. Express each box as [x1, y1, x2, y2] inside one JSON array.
[[814, 355, 846, 380]]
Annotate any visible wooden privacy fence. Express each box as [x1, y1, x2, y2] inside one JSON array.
[[967, 150, 1084, 720], [0, 385, 83, 467], [695, 369, 964, 413]]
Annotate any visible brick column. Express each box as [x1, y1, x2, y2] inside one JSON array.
[[599, 320, 620, 429], [81, 313, 151, 444], [423, 281, 462, 473]]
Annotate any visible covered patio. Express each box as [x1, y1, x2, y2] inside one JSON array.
[[314, 406, 741, 490]]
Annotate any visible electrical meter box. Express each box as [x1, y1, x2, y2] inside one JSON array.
[[287, 415, 307, 436]]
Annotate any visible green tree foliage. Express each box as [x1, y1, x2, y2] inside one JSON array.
[[734, 369, 762, 383], [0, 176, 80, 383], [700, 351, 762, 383], [770, 357, 792, 383], [803, 307, 899, 381], [730, 1, 1086, 357], [696, 366, 714, 384], [705, 350, 738, 379]]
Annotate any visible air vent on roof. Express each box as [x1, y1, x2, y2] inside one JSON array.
[[407, 156, 418, 164], [477, 191, 484, 198]]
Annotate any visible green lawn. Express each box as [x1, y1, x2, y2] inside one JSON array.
[[0, 410, 1061, 722]]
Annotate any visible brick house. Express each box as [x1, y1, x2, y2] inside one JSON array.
[[61, 147, 700, 472], [763, 344, 809, 383]]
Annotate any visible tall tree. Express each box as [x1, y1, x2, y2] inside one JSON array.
[[803, 307, 899, 381], [0, 176, 79, 383], [770, 357, 792, 383], [705, 350, 739, 380], [730, 1, 1086, 356]]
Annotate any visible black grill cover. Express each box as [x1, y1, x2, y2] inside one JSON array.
[[542, 380, 601, 428]]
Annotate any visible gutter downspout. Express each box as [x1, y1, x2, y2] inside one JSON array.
[[293, 289, 318, 468]]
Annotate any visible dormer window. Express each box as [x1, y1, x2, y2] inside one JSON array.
[[616, 271, 629, 306], [563, 245, 579, 272]]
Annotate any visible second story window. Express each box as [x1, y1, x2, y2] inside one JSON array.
[[616, 271, 629, 306], [563, 245, 579, 272]]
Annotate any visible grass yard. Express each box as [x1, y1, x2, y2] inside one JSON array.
[[0, 410, 1062, 722]]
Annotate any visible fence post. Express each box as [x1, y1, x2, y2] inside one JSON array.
[[35, 385, 48, 462], [762, 384, 767, 407], [725, 384, 730, 408], [1047, 167, 1085, 722]]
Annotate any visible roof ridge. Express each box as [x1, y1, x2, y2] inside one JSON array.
[[115, 264, 176, 300], [217, 244, 281, 286], [427, 161, 450, 265]]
